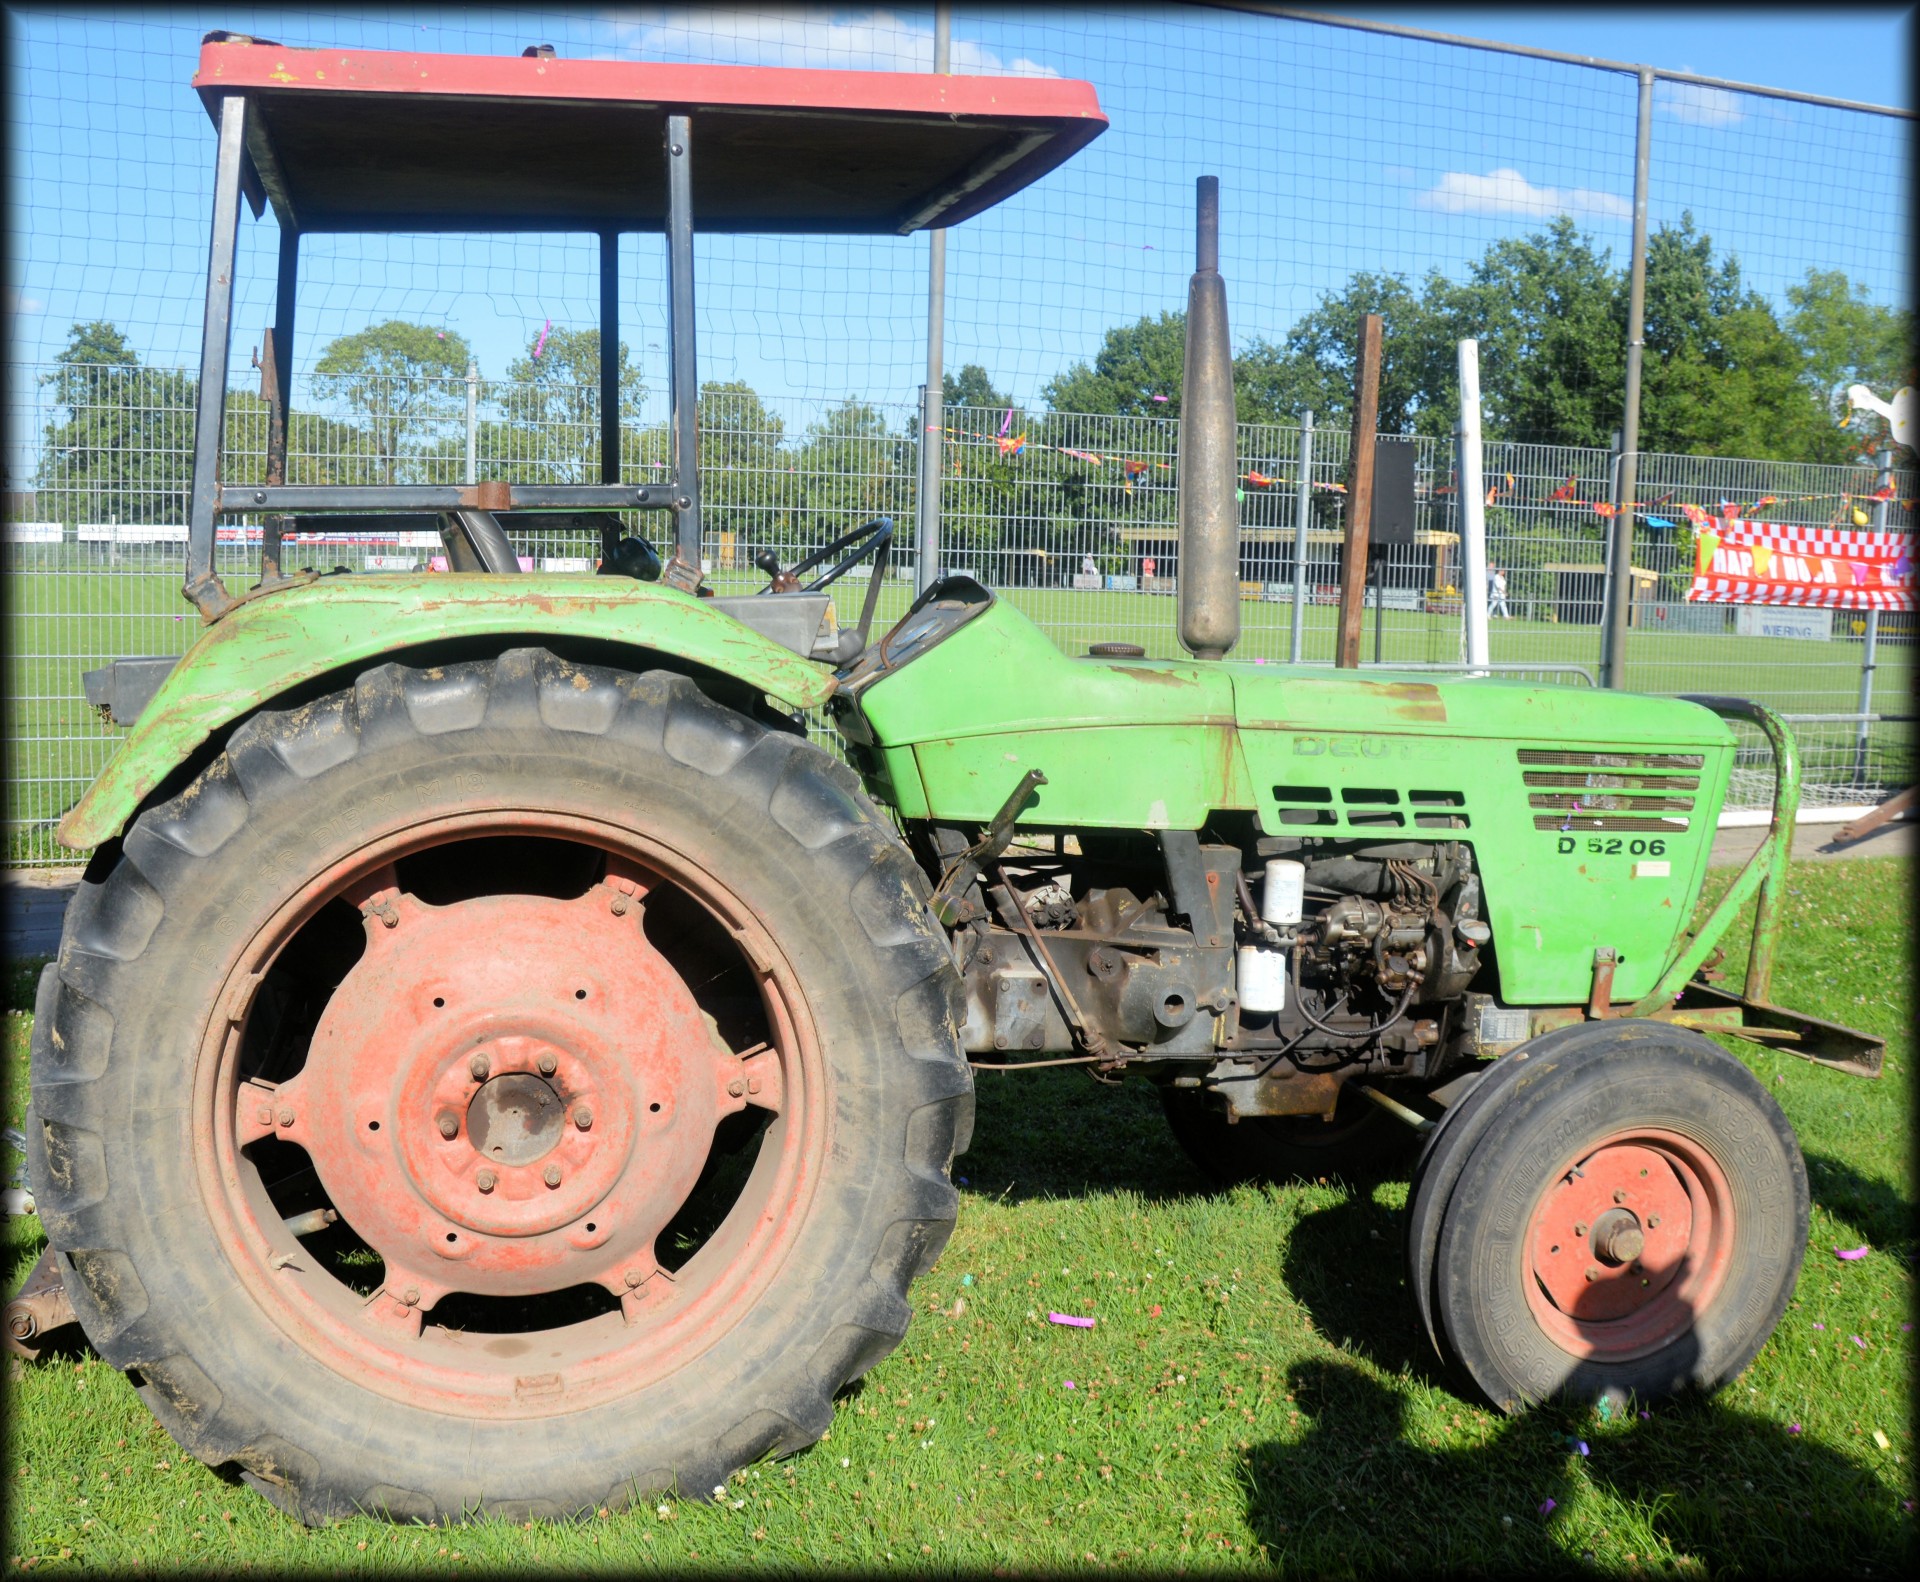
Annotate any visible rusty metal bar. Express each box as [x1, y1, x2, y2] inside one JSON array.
[[1335, 313, 1381, 668]]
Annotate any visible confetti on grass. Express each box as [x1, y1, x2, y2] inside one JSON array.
[[1539, 1499, 1557, 1517], [1834, 1246, 1870, 1260], [1048, 1313, 1095, 1328]]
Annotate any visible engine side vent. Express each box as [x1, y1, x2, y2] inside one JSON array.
[[1518, 749, 1704, 770], [1519, 748, 1698, 832]]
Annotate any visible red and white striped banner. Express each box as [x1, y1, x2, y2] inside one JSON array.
[[1685, 519, 1913, 610]]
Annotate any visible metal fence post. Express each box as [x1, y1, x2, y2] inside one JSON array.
[[1601, 66, 1654, 689], [465, 358, 479, 486], [1853, 445, 1893, 783], [1289, 410, 1313, 661], [914, 0, 951, 596], [1457, 341, 1490, 671]]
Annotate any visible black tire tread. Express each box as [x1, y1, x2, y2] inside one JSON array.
[[29, 648, 970, 1525]]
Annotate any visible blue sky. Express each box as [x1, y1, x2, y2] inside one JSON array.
[[5, 4, 1911, 432]]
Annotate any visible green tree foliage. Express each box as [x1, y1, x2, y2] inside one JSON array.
[[1638, 214, 1845, 462], [1046, 216, 1884, 464], [36, 321, 197, 525], [313, 320, 473, 485], [1451, 218, 1625, 448], [1787, 267, 1916, 459], [1236, 271, 1458, 436], [942, 362, 1012, 413], [493, 325, 646, 484], [795, 398, 911, 532], [699, 380, 792, 548], [1042, 311, 1188, 419]]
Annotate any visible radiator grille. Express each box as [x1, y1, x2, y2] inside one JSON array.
[[1519, 748, 1699, 832]]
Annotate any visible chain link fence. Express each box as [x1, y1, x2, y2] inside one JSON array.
[[7, 365, 1910, 864]]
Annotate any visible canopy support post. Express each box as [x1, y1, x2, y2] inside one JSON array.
[[185, 93, 248, 621], [261, 222, 299, 584], [664, 114, 702, 587]]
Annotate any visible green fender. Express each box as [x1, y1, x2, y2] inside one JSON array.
[[58, 573, 837, 850]]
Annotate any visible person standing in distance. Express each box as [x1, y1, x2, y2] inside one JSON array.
[[1488, 563, 1511, 618]]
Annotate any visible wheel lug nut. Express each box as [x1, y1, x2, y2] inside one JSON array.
[[537, 1053, 558, 1077], [1613, 1189, 1628, 1204], [1573, 1222, 1588, 1237], [574, 1106, 593, 1131], [476, 1169, 498, 1193], [436, 1111, 459, 1139], [400, 1286, 420, 1307], [1646, 1216, 1660, 1229], [469, 1053, 490, 1081], [624, 1269, 644, 1288], [728, 1079, 746, 1098], [276, 1107, 296, 1128], [1585, 1266, 1600, 1283], [543, 1164, 562, 1188]]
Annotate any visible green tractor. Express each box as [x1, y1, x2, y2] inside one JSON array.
[[19, 34, 1880, 1525]]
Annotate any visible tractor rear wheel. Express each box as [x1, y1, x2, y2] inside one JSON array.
[[28, 649, 971, 1524], [1415, 1025, 1806, 1412]]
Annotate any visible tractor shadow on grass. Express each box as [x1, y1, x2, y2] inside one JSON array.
[[1276, 1190, 1442, 1389], [1803, 1150, 1914, 1254], [1241, 1356, 1908, 1575], [956, 1065, 1210, 1203]]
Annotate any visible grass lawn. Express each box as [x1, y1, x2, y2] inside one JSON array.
[[3, 854, 1910, 1573]]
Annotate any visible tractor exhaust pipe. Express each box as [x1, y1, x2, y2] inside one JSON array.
[[1177, 175, 1240, 661]]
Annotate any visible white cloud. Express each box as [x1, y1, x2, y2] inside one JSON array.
[[601, 7, 1058, 77], [1415, 167, 1631, 222], [4, 287, 45, 315], [1656, 71, 1744, 128]]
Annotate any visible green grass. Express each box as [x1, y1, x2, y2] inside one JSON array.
[[4, 854, 1911, 1573]]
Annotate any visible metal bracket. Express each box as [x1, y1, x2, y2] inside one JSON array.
[[1586, 947, 1618, 1019], [659, 548, 705, 595], [929, 769, 1046, 927], [4, 1248, 79, 1362]]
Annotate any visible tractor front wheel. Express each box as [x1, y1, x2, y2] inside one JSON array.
[[1416, 1025, 1806, 1412], [28, 650, 971, 1523]]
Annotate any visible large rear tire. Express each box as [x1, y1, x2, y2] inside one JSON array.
[[1417, 1025, 1806, 1412], [28, 649, 971, 1524]]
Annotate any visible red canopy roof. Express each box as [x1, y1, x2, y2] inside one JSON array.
[[194, 38, 1107, 235]]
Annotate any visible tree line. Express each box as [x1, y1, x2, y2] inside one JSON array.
[[31, 211, 1912, 563]]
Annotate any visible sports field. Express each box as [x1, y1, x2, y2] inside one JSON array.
[[5, 557, 1911, 864]]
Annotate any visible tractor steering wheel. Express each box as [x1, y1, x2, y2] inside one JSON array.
[[755, 517, 893, 595]]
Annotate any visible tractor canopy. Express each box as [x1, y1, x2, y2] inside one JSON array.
[[180, 34, 1108, 619], [192, 37, 1107, 235]]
